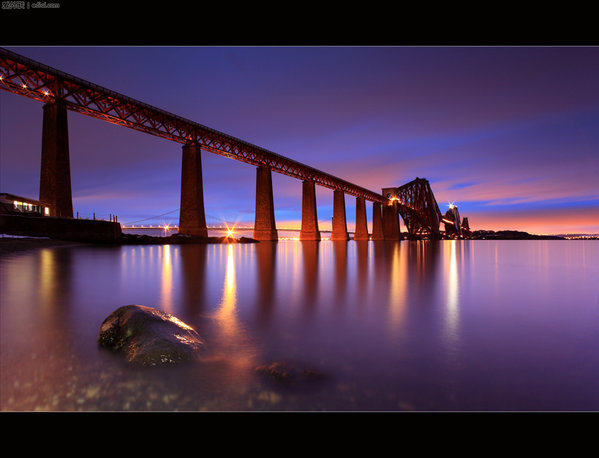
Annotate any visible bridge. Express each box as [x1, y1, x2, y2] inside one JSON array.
[[0, 48, 469, 241]]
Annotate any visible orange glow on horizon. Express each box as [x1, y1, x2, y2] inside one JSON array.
[[467, 207, 599, 235]]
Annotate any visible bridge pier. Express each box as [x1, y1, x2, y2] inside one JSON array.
[[331, 190, 349, 241], [371, 202, 384, 240], [299, 179, 321, 241], [382, 201, 400, 240], [353, 196, 369, 241], [40, 100, 73, 218], [253, 165, 278, 241], [178, 142, 208, 237]]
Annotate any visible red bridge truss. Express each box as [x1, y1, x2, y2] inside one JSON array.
[[0, 47, 384, 203], [383, 178, 443, 239]]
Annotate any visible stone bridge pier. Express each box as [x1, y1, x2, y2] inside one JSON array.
[[178, 141, 208, 237], [353, 196, 369, 241], [382, 200, 401, 240], [300, 179, 321, 241], [253, 165, 278, 241], [40, 100, 73, 218], [371, 202, 384, 240], [331, 190, 349, 241]]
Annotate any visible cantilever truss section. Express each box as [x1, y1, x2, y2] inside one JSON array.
[[383, 178, 442, 239], [0, 47, 384, 203]]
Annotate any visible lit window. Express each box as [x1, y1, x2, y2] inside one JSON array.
[[44, 207, 50, 216]]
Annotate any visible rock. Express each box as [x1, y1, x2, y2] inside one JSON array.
[[238, 237, 258, 243], [255, 361, 325, 385], [98, 305, 204, 366]]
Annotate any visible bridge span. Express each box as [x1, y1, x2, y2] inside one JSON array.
[[0, 48, 467, 241]]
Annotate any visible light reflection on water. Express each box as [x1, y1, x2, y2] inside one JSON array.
[[1, 239, 598, 411]]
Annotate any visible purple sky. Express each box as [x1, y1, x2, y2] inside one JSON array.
[[1, 46, 598, 234]]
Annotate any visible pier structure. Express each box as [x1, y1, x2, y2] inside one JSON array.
[[0, 47, 467, 241], [179, 141, 207, 237], [253, 165, 278, 241], [40, 100, 72, 218]]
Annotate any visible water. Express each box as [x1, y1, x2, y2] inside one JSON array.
[[1, 238, 598, 411]]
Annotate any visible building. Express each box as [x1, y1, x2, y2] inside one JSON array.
[[0, 193, 50, 217]]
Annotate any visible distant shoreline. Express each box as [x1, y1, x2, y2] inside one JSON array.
[[470, 230, 597, 240], [470, 230, 565, 240]]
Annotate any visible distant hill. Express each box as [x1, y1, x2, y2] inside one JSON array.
[[471, 230, 565, 240]]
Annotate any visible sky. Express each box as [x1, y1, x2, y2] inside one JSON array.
[[1, 46, 598, 235]]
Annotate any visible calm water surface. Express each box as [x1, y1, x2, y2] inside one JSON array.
[[1, 237, 598, 411]]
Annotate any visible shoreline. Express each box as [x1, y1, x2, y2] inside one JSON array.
[[0, 234, 258, 256]]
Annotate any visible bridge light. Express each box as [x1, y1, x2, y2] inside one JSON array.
[[223, 222, 236, 238]]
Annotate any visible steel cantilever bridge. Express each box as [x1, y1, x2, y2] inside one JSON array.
[[0, 47, 469, 241]]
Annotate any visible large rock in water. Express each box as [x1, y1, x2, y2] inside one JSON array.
[[98, 305, 204, 366]]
